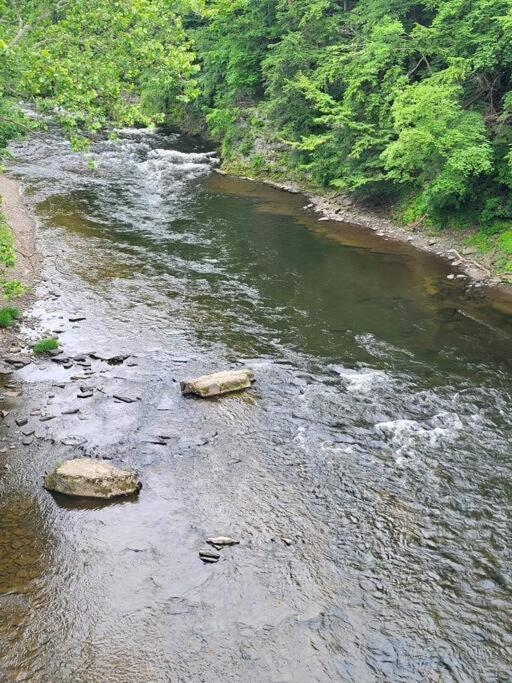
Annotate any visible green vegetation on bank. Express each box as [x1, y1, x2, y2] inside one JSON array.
[[33, 337, 59, 354], [0, 1, 512, 278], [0, 304, 19, 327]]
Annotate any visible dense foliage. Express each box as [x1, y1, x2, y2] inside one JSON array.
[[0, 0, 511, 274], [186, 0, 512, 269], [0, 0, 199, 293]]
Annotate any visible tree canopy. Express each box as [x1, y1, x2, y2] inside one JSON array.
[[0, 0, 512, 269]]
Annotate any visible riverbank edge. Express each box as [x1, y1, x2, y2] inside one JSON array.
[[0, 175, 39, 350], [214, 165, 512, 302]]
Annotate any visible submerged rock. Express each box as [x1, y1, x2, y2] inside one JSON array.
[[44, 458, 141, 499], [181, 369, 255, 398]]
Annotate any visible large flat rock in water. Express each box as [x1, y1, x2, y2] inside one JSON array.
[[44, 458, 141, 499], [181, 369, 255, 398]]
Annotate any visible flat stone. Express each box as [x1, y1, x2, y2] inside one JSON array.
[[69, 315, 86, 322], [77, 391, 93, 399], [181, 369, 255, 398], [62, 408, 80, 415], [15, 418, 28, 427], [4, 355, 31, 368], [90, 352, 130, 365], [44, 458, 141, 499], [113, 394, 139, 403], [39, 415, 56, 422]]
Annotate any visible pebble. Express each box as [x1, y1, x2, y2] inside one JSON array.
[[62, 408, 79, 415], [53, 383, 66, 389], [39, 415, 56, 422], [78, 391, 93, 399], [447, 274, 455, 280], [15, 418, 28, 427], [69, 315, 86, 322]]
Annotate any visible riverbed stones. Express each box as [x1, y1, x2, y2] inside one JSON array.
[[181, 369, 255, 398], [44, 458, 141, 499]]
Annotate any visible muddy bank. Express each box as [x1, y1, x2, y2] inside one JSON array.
[[215, 168, 512, 308]]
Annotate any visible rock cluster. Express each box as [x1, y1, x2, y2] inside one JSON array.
[[199, 536, 239, 564]]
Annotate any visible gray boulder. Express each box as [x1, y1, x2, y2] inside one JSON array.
[[181, 369, 255, 398], [44, 458, 141, 499]]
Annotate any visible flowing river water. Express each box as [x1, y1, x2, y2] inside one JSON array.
[[0, 129, 511, 682]]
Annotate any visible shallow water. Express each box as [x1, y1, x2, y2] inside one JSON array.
[[1, 129, 511, 682]]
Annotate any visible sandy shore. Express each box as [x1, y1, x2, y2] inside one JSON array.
[[0, 175, 39, 349]]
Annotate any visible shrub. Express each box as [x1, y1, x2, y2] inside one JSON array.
[[33, 337, 60, 353], [0, 305, 20, 328]]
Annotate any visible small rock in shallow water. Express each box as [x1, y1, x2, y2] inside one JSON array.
[[181, 369, 255, 398], [112, 394, 139, 403], [77, 391, 93, 399], [62, 408, 79, 415], [15, 418, 28, 427], [199, 547, 221, 563], [207, 536, 239, 547], [44, 458, 141, 499]]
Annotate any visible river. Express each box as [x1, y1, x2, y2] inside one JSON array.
[[0, 128, 511, 682]]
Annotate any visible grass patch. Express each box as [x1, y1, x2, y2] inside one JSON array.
[[0, 305, 20, 328], [33, 337, 60, 354]]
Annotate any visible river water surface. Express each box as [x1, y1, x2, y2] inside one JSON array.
[[1, 129, 511, 682]]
